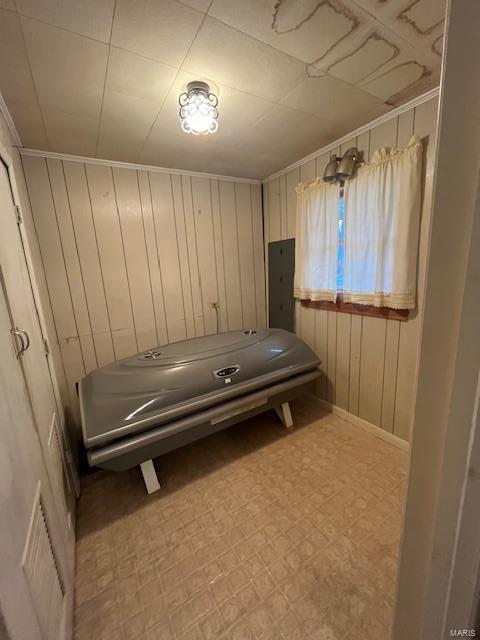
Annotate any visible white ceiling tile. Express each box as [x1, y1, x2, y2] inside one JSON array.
[[4, 99, 48, 148], [0, 0, 444, 176], [111, 0, 203, 67], [15, 0, 116, 42], [353, 0, 446, 56], [180, 0, 211, 11], [364, 61, 439, 106], [239, 104, 334, 164], [361, 61, 430, 101], [397, 0, 445, 35], [153, 71, 272, 144], [140, 127, 269, 178], [42, 108, 98, 156], [106, 47, 177, 103], [0, 10, 41, 126], [97, 121, 148, 163], [328, 31, 401, 85], [139, 128, 220, 170], [183, 16, 306, 101], [0, 65, 38, 106], [431, 34, 443, 58], [21, 17, 108, 119], [0, 9, 31, 71], [281, 74, 390, 128], [209, 0, 367, 65], [101, 90, 160, 129]]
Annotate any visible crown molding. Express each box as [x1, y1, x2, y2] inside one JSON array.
[[263, 86, 440, 183], [0, 91, 22, 147], [19, 148, 262, 185]]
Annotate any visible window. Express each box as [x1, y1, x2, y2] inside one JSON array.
[[336, 186, 345, 291], [295, 136, 422, 321], [301, 182, 409, 320]]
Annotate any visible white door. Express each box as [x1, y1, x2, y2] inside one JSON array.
[[0, 267, 70, 640], [2, 159, 78, 509], [0, 159, 74, 639]]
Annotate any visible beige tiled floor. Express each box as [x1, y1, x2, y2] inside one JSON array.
[[74, 398, 407, 640]]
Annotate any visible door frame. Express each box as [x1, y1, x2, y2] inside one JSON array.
[[393, 0, 480, 637]]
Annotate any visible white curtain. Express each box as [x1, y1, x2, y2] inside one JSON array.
[[343, 135, 423, 309], [294, 178, 339, 302]]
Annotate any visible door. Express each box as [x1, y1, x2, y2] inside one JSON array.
[[268, 238, 295, 332], [1, 159, 77, 514], [0, 158, 74, 639], [0, 268, 70, 640]]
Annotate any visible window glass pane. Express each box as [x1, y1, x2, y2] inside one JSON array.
[[337, 192, 345, 289], [336, 242, 344, 290], [339, 193, 345, 220]]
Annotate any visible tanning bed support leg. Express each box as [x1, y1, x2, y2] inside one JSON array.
[[275, 402, 293, 428], [140, 459, 161, 494]]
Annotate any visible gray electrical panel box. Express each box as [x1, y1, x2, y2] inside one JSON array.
[[268, 239, 295, 332]]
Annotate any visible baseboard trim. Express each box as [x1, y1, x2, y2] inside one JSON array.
[[307, 394, 409, 452]]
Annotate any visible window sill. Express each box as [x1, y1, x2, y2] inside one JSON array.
[[300, 295, 410, 321]]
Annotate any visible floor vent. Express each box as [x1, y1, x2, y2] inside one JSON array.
[[22, 486, 64, 640]]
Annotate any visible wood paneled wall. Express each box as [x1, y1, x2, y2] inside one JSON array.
[[263, 97, 438, 441], [21, 157, 266, 420]]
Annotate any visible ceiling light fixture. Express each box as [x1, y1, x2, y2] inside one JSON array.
[[179, 81, 219, 135]]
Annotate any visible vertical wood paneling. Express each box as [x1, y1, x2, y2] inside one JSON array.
[[170, 174, 196, 338], [112, 167, 157, 351], [24, 156, 265, 423], [251, 184, 266, 327], [219, 181, 243, 330], [262, 97, 438, 442], [267, 178, 281, 242], [235, 182, 257, 329], [46, 159, 97, 373], [348, 315, 362, 414], [358, 118, 398, 427], [326, 310, 337, 404], [286, 168, 299, 239], [263, 182, 270, 327], [397, 109, 415, 146], [61, 161, 115, 367], [299, 304, 315, 351], [181, 175, 205, 336], [394, 97, 438, 440], [149, 172, 188, 343], [279, 173, 287, 240], [335, 313, 351, 411], [210, 179, 229, 333], [190, 176, 218, 335], [356, 132, 370, 163], [300, 158, 316, 183], [381, 320, 400, 432], [86, 164, 138, 359], [359, 316, 387, 425], [314, 309, 328, 399], [137, 171, 169, 346]]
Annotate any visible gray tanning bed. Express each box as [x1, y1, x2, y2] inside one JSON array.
[[79, 328, 320, 493]]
